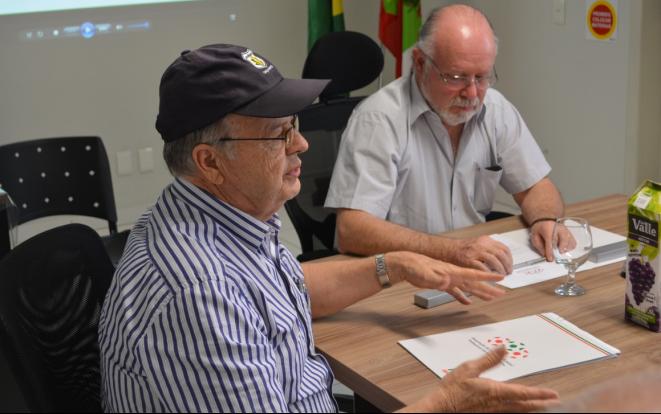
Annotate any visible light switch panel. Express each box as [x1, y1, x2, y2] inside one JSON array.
[[138, 147, 154, 173], [117, 150, 133, 176]]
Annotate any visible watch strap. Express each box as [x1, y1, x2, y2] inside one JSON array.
[[375, 253, 391, 288]]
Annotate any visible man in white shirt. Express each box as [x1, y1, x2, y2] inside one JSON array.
[[325, 4, 565, 274]]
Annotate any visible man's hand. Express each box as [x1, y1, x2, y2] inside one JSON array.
[[447, 236, 513, 275], [529, 220, 555, 261], [399, 347, 560, 413], [530, 221, 576, 261], [388, 252, 506, 304]]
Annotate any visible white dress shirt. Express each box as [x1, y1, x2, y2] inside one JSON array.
[[325, 73, 550, 234]]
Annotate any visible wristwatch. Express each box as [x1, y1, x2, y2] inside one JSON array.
[[375, 254, 391, 288]]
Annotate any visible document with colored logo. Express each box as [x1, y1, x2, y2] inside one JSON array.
[[399, 313, 620, 381]]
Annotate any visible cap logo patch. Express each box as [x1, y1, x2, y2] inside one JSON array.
[[241, 49, 267, 69]]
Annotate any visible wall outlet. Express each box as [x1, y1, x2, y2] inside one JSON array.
[[138, 147, 154, 173], [117, 150, 133, 176]]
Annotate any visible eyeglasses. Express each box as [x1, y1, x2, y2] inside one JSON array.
[[420, 50, 498, 90], [216, 116, 298, 149]]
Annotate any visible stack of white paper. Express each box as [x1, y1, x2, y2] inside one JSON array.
[[491, 227, 626, 289]]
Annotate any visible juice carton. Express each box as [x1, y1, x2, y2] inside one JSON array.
[[626, 180, 661, 331]]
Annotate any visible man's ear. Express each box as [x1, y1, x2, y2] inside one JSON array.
[[412, 47, 426, 78], [191, 144, 225, 185]]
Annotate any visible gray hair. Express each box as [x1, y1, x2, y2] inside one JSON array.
[[417, 4, 499, 60], [162, 116, 237, 177]]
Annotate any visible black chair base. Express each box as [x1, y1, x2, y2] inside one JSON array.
[[485, 211, 514, 222], [102, 229, 130, 267], [296, 249, 337, 263]]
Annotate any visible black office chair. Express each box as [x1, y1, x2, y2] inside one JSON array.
[[0, 136, 129, 264], [0, 223, 114, 412], [485, 210, 514, 221], [286, 31, 384, 263]]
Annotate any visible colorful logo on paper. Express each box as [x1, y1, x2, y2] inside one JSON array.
[[487, 336, 529, 359], [441, 337, 529, 374]]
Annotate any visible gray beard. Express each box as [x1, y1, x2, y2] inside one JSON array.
[[420, 82, 482, 127], [438, 106, 480, 126]]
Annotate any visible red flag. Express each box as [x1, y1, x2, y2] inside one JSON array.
[[379, 0, 402, 77], [379, 0, 421, 78]]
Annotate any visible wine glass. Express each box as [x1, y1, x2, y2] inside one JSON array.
[[553, 217, 593, 296]]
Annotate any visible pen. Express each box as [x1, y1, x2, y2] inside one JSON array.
[[513, 257, 547, 270]]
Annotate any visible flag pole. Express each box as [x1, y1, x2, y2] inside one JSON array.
[[378, 42, 385, 88]]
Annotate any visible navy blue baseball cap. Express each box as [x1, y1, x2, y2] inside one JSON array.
[[156, 44, 330, 142]]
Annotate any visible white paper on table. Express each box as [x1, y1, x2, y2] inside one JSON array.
[[490, 227, 627, 289], [499, 256, 624, 288], [399, 312, 620, 382], [490, 233, 543, 267]]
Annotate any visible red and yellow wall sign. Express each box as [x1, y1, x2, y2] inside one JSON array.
[[586, 0, 618, 41]]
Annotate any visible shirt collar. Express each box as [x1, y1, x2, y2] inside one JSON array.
[[170, 177, 281, 253], [409, 72, 432, 124]]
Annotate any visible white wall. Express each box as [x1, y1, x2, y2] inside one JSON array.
[[489, 0, 631, 204], [1, 0, 659, 235], [0, 0, 313, 237], [636, 1, 661, 186]]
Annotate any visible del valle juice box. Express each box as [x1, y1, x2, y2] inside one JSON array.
[[626, 180, 661, 332]]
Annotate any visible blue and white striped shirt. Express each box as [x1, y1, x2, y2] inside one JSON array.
[[99, 178, 337, 413]]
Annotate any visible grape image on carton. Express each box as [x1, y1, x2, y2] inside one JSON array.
[[626, 179, 661, 332]]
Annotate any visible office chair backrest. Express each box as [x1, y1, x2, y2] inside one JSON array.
[[303, 31, 384, 101], [287, 31, 384, 261], [0, 223, 114, 412], [0, 136, 120, 234]]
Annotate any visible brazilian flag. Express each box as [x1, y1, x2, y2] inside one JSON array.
[[308, 0, 345, 51]]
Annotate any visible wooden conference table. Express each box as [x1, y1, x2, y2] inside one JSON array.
[[312, 194, 660, 412]]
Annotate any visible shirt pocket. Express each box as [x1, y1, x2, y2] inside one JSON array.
[[473, 164, 503, 216]]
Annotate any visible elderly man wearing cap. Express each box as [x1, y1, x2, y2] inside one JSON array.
[[99, 44, 559, 413]]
